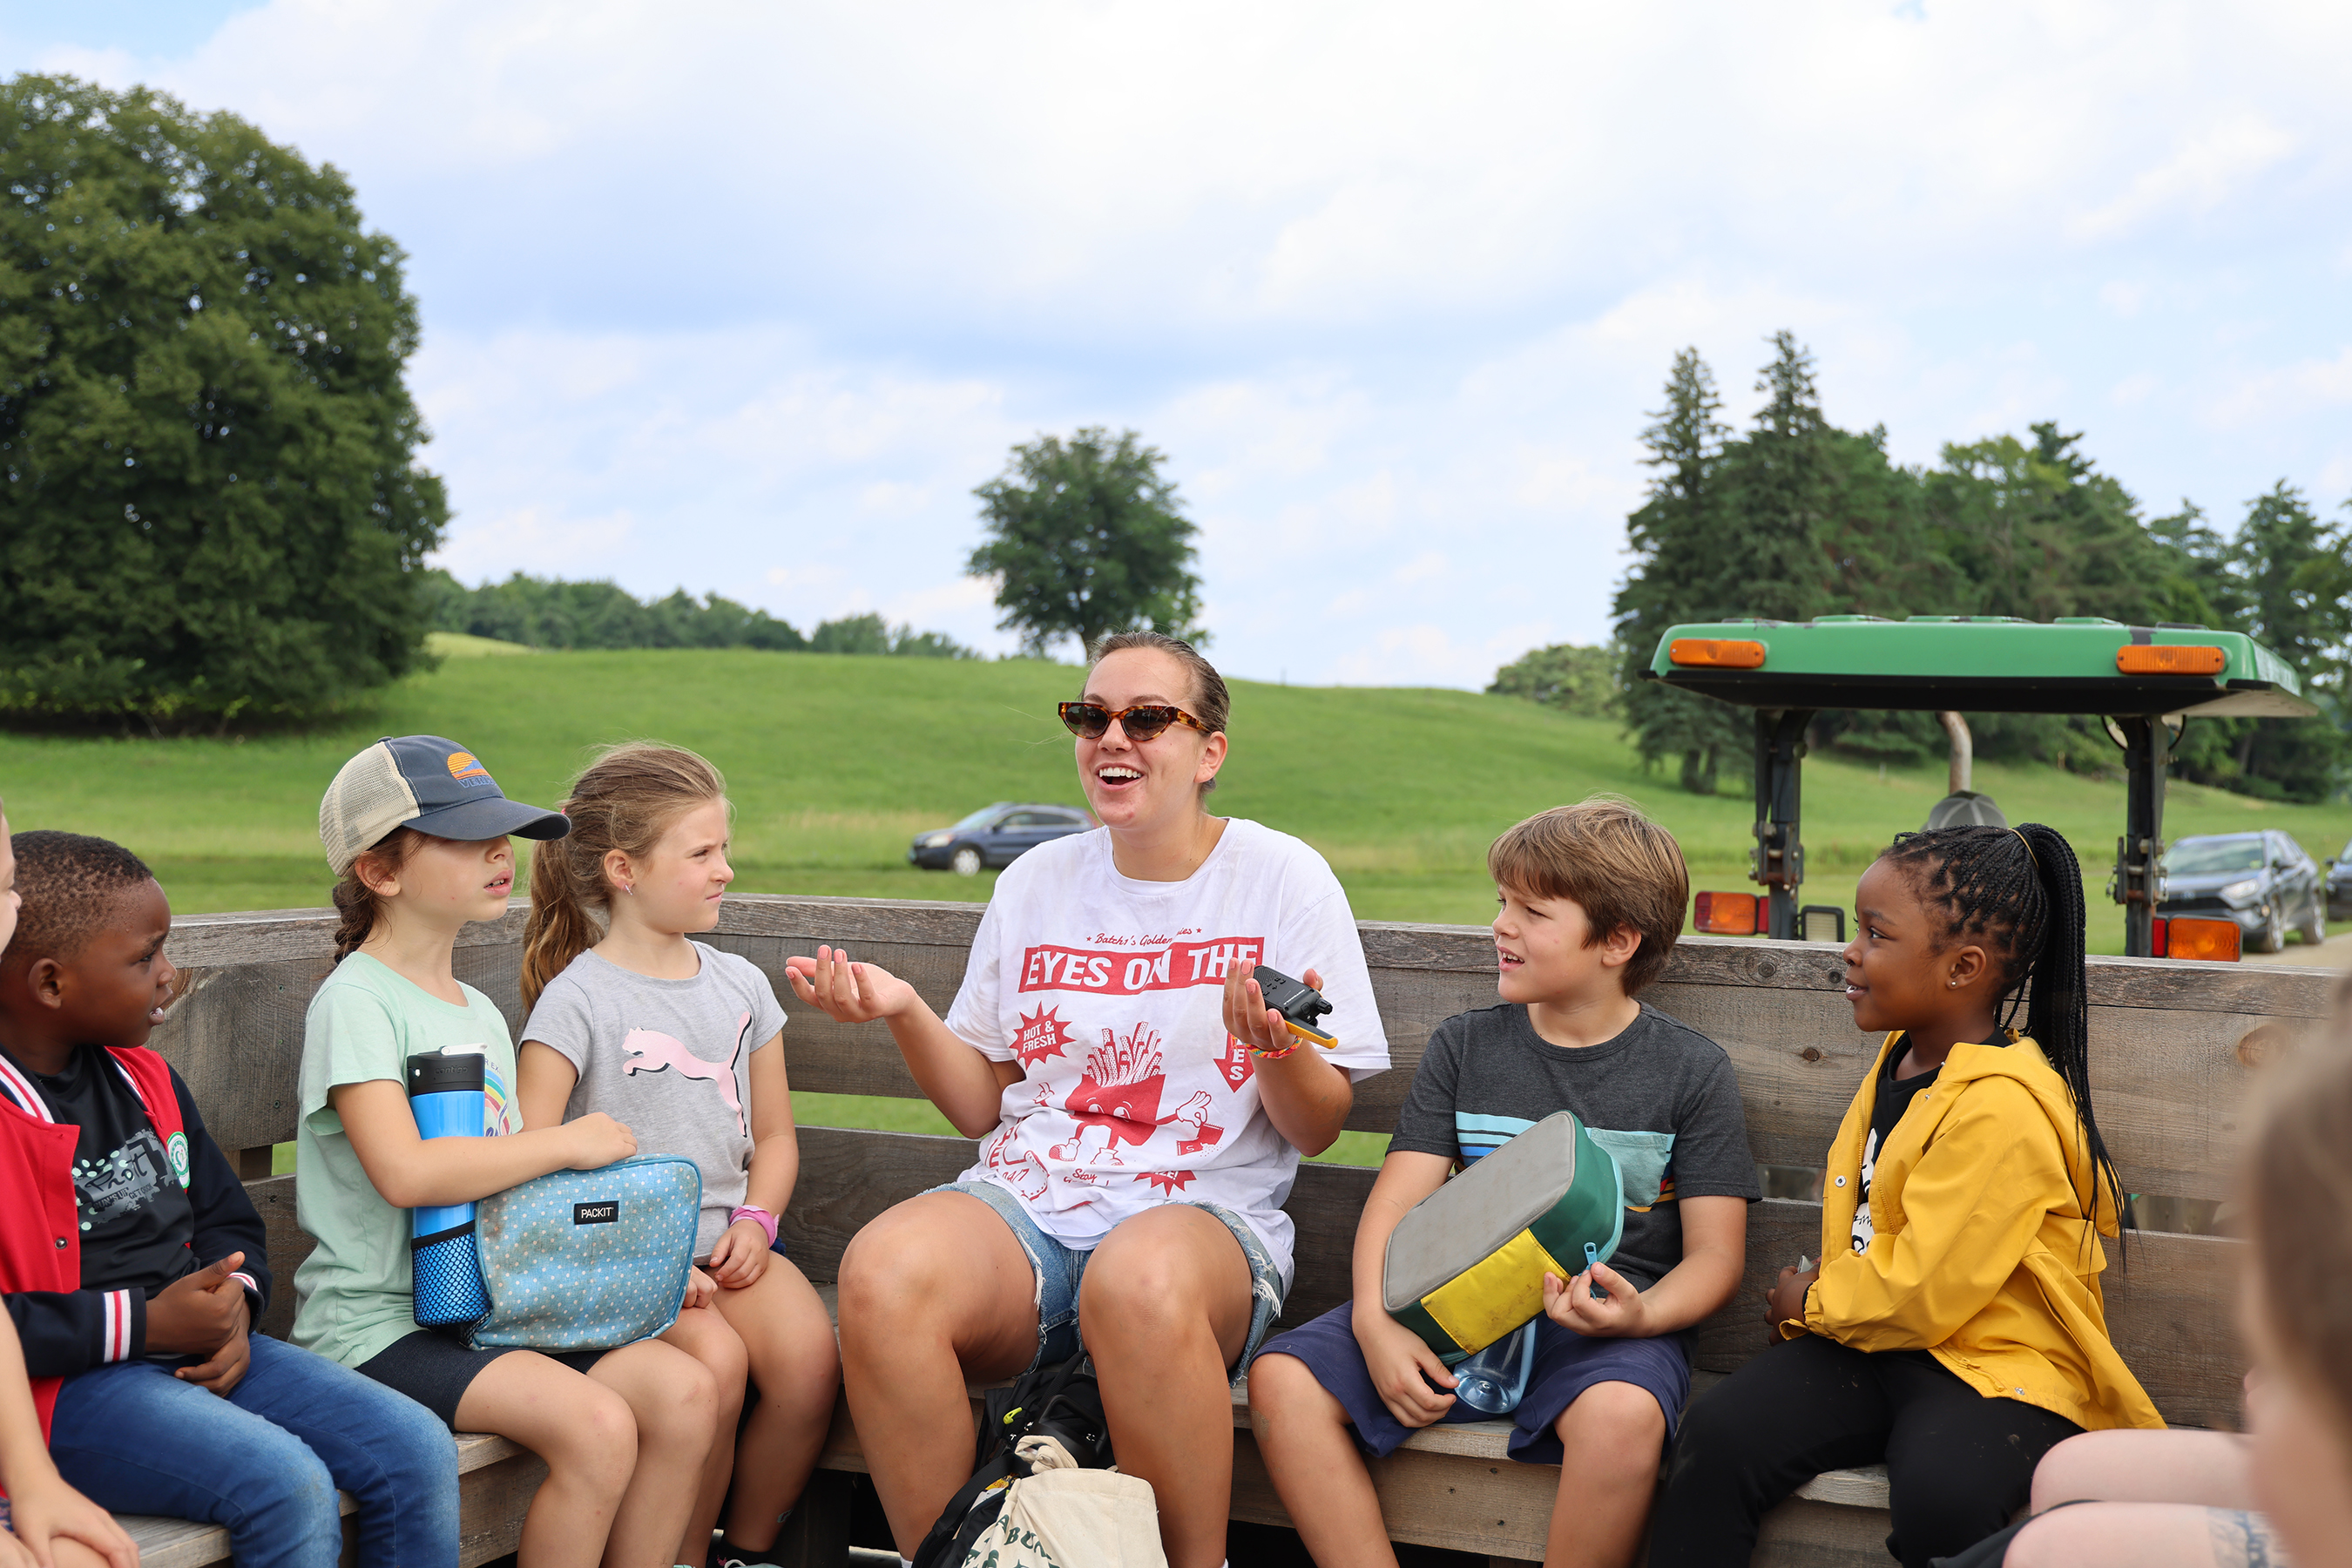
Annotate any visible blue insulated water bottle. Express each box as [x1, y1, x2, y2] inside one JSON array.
[[408, 1048, 493, 1328]]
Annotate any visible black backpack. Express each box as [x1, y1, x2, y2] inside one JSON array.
[[909, 1353, 1114, 1568]]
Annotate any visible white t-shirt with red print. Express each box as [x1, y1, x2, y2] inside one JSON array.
[[943, 818, 1389, 1287]]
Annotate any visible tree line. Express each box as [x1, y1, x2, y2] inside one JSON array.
[[1498, 334, 2351, 803], [422, 571, 974, 659]]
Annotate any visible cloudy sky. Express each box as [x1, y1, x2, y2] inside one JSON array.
[[9, 1, 2350, 686]]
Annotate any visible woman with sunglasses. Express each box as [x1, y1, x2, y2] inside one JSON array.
[[787, 631, 1389, 1568]]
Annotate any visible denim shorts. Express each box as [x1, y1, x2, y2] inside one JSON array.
[[926, 1179, 1285, 1377]]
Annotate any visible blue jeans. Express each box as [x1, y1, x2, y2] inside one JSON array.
[[928, 1179, 1285, 1376], [48, 1333, 457, 1568]]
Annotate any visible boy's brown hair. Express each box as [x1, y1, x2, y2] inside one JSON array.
[[1486, 795, 1688, 997]]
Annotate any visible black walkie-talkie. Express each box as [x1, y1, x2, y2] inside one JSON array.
[[1252, 965, 1338, 1049]]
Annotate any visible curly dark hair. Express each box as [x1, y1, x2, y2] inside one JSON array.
[[1881, 822, 2125, 1247], [3, 830, 156, 966]]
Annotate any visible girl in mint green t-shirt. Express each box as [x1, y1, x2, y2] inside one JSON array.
[[293, 734, 722, 1568]]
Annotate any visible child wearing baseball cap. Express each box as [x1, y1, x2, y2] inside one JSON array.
[[292, 737, 726, 1568]]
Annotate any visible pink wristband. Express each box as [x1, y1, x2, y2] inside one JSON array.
[[730, 1205, 780, 1247]]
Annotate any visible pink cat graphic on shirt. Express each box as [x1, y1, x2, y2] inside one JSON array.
[[622, 1012, 750, 1137]]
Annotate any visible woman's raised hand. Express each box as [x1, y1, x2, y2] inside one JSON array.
[[1223, 963, 1324, 1055], [785, 945, 919, 1024]]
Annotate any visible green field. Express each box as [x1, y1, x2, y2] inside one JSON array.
[[5, 641, 2344, 947], [44, 643, 2343, 1173]]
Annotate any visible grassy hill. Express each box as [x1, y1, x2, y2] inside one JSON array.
[[2, 646, 2346, 956], [21, 645, 2349, 1173]]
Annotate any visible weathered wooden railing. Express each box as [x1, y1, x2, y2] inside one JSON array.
[[142, 896, 2330, 1567]]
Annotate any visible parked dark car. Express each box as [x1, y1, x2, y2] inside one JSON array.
[[2330, 837, 2352, 923], [2157, 830, 2325, 953], [908, 802, 1092, 876]]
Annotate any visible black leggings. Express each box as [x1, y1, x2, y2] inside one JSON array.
[[1648, 1335, 2083, 1568]]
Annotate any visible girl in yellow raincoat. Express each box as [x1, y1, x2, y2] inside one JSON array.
[[1651, 824, 2162, 1568]]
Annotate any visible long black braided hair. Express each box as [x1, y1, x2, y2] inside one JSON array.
[[1880, 822, 2126, 1246]]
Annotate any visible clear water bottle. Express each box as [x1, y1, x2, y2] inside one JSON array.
[[1451, 1319, 1538, 1415]]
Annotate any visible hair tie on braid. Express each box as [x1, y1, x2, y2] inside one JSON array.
[[2011, 827, 2038, 869]]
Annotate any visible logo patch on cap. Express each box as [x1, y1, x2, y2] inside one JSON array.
[[447, 751, 491, 784]]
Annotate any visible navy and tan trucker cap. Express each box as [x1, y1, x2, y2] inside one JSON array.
[[320, 735, 570, 875]]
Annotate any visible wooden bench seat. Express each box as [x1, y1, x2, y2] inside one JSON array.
[[800, 1288, 1893, 1564], [136, 898, 2315, 1567]]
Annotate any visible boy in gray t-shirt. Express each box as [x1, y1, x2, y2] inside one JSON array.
[[1249, 799, 1757, 1568], [521, 945, 785, 1259]]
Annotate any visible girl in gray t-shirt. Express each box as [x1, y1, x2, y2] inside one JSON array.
[[517, 742, 840, 1568]]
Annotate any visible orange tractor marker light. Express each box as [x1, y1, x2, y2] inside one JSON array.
[[1669, 639, 1767, 669], [2116, 645, 2227, 676], [2160, 916, 2241, 963], [1694, 892, 1758, 936]]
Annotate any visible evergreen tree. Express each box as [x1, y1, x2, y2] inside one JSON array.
[[2213, 483, 2351, 801], [1713, 331, 1834, 623], [1613, 348, 1746, 792]]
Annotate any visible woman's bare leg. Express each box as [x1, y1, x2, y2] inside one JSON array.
[[661, 1304, 749, 1564], [836, 1193, 1042, 1557], [713, 1257, 841, 1551], [585, 1339, 722, 1568], [1079, 1206, 1254, 1568], [1247, 1351, 1399, 1568], [456, 1351, 643, 1568]]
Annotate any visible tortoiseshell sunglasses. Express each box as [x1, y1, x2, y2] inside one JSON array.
[[1057, 702, 1217, 742]]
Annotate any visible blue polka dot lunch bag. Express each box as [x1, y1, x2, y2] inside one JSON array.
[[415, 1156, 702, 1352]]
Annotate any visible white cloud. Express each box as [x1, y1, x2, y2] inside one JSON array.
[[2070, 115, 2300, 243], [15, 0, 2352, 685]]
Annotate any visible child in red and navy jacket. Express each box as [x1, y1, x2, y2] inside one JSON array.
[[0, 809, 132, 1568], [0, 829, 457, 1568]]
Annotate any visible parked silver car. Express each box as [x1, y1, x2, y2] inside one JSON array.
[[2158, 830, 2325, 953]]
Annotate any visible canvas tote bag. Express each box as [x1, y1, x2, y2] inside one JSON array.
[[961, 1437, 1166, 1568]]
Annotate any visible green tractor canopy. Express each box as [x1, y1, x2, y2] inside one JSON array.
[[1642, 615, 2317, 955]]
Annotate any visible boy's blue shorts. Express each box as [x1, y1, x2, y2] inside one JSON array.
[[1251, 1301, 1691, 1464]]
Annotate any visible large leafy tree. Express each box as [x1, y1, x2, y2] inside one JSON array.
[[0, 75, 448, 730], [967, 427, 1205, 659], [1488, 642, 1617, 717], [1924, 423, 2203, 627]]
